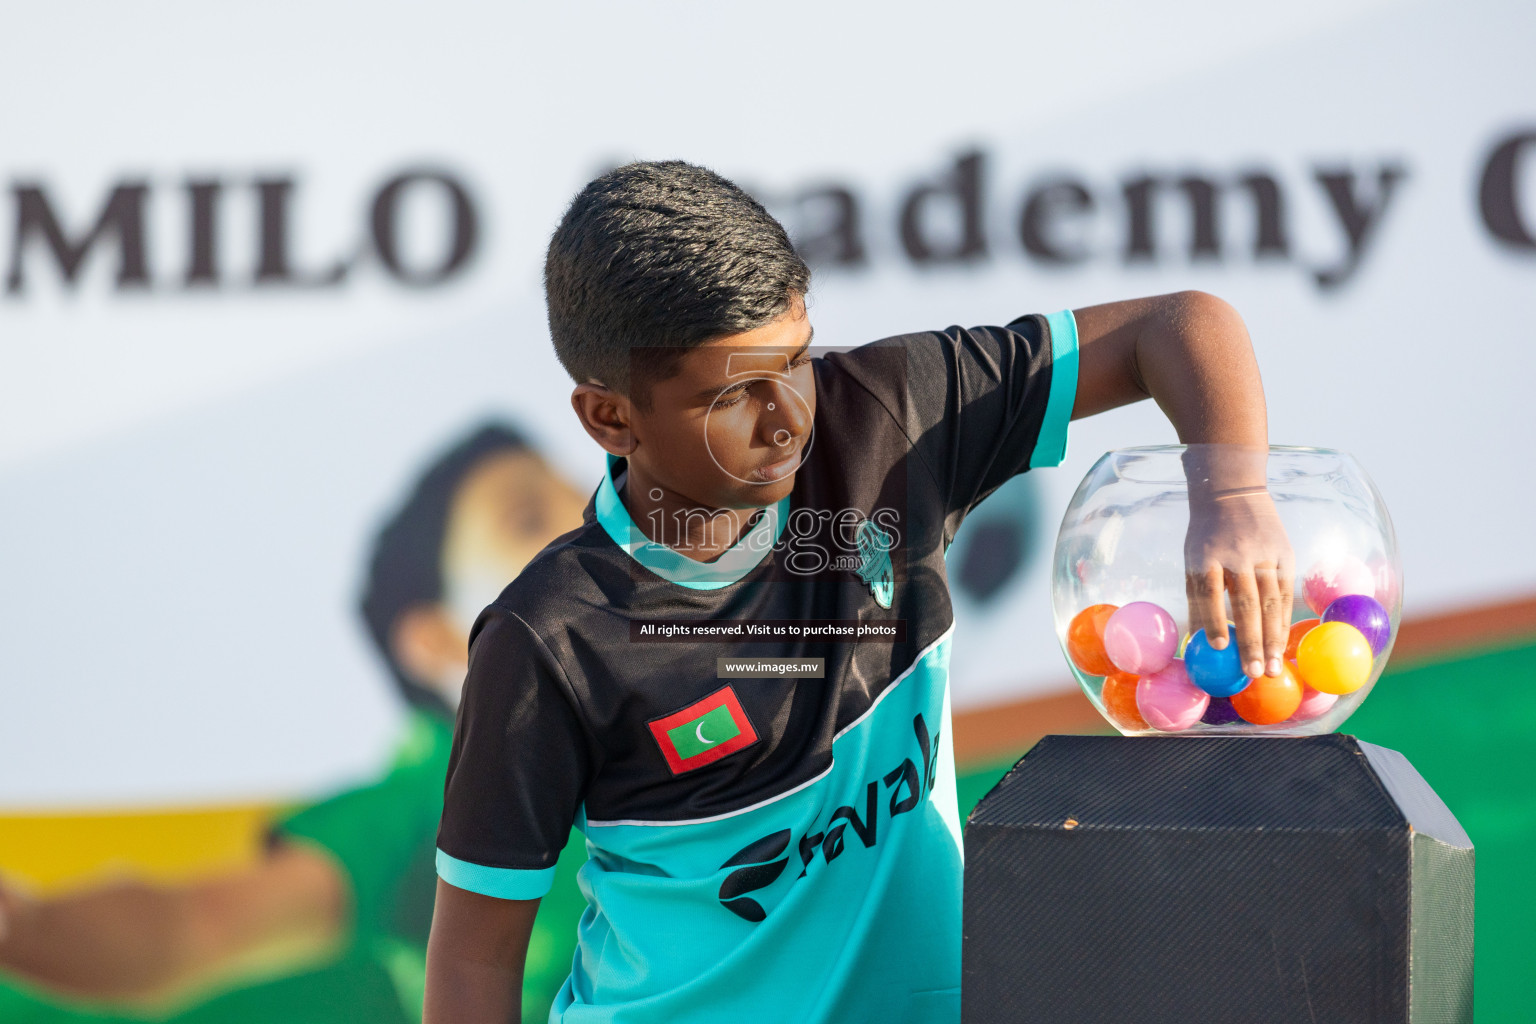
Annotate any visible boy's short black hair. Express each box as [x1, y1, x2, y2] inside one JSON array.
[[359, 422, 529, 717], [544, 160, 810, 407]]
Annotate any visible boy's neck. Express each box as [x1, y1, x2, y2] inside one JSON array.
[[617, 458, 767, 565]]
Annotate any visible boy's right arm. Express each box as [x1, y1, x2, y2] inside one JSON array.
[[424, 879, 540, 1024]]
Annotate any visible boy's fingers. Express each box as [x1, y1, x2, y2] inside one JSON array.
[[1255, 565, 1286, 675], [1278, 566, 1296, 638], [1187, 567, 1227, 648], [1227, 570, 1264, 677]]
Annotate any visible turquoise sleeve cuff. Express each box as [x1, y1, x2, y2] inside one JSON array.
[[1029, 309, 1079, 469], [435, 849, 557, 900]]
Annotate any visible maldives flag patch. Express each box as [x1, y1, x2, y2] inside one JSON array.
[[648, 686, 759, 775]]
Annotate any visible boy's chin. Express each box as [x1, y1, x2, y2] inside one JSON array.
[[725, 472, 795, 508]]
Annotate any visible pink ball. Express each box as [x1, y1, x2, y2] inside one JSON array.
[[1369, 558, 1401, 613], [1136, 660, 1210, 731], [1104, 601, 1179, 676], [1303, 556, 1375, 615], [1289, 685, 1339, 722]]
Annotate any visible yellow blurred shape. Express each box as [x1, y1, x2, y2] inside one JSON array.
[[0, 805, 273, 895]]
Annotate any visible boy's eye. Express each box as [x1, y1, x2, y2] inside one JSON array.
[[714, 357, 807, 408]]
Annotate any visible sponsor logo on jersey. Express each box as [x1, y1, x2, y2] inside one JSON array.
[[716, 830, 793, 923], [716, 712, 940, 921], [648, 685, 759, 775]]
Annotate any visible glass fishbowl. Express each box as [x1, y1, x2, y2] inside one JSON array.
[[1052, 445, 1400, 736]]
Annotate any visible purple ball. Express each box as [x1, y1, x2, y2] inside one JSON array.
[[1322, 593, 1392, 654], [1201, 696, 1243, 725]]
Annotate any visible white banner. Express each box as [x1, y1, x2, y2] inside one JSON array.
[[2, 0, 1532, 806]]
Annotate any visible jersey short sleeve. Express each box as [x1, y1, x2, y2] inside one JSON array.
[[833, 309, 1077, 531], [435, 606, 594, 900]]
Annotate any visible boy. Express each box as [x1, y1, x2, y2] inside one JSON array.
[[424, 161, 1292, 1023]]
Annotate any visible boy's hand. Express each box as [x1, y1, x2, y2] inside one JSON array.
[[1185, 487, 1294, 678], [1072, 293, 1292, 679]]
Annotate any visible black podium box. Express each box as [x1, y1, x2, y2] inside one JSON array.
[[963, 734, 1473, 1024]]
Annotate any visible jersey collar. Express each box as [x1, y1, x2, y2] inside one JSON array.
[[595, 454, 789, 590]]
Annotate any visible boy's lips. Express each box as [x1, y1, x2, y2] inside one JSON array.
[[751, 445, 803, 483]]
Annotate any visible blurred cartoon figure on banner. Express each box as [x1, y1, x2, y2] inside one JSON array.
[[945, 474, 1044, 608], [0, 423, 585, 1024]]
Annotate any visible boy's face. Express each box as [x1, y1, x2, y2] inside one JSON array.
[[627, 296, 817, 510]]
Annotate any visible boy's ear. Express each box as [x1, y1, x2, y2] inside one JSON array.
[[571, 383, 638, 457]]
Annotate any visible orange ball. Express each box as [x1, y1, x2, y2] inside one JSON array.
[[1231, 663, 1305, 724], [1067, 604, 1119, 676], [1101, 672, 1148, 731], [1285, 618, 1321, 663]]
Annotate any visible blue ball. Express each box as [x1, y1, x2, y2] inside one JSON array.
[[1184, 628, 1249, 697]]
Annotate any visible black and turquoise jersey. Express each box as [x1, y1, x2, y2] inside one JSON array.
[[436, 310, 1079, 1023]]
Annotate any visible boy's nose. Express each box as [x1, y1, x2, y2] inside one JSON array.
[[758, 378, 812, 444]]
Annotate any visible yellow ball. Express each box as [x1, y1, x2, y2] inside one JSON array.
[[1295, 621, 1374, 695]]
